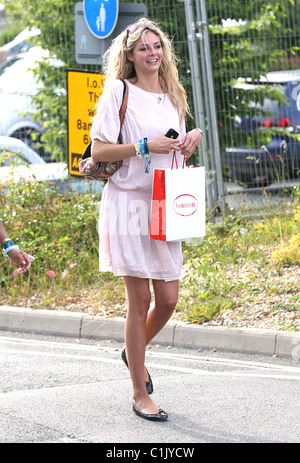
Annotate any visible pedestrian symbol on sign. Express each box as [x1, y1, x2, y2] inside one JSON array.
[[96, 4, 106, 32], [84, 0, 119, 39]]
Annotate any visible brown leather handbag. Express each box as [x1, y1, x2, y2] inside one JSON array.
[[79, 79, 128, 179]]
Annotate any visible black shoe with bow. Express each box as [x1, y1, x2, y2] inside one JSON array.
[[132, 401, 168, 421]]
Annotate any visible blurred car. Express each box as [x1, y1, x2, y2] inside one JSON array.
[[0, 45, 65, 161], [0, 136, 68, 184], [221, 70, 300, 187], [0, 135, 104, 194], [0, 27, 41, 64]]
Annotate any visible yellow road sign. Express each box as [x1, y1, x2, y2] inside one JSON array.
[[67, 69, 105, 176]]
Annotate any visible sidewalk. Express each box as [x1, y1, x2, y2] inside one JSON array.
[[0, 305, 299, 359]]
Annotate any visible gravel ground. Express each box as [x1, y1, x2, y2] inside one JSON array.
[[191, 262, 300, 332], [201, 296, 299, 331]]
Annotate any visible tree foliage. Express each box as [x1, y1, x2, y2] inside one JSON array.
[[5, 0, 300, 161], [6, 0, 78, 161]]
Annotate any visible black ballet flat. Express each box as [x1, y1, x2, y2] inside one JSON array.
[[121, 348, 154, 395], [132, 401, 168, 422], [144, 367, 154, 395]]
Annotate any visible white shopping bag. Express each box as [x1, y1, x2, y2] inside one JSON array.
[[150, 158, 206, 242]]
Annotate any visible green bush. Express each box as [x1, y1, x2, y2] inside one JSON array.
[[0, 177, 100, 293]]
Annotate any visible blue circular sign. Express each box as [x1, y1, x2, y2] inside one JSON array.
[[84, 0, 119, 39]]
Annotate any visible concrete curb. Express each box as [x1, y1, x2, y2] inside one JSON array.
[[0, 305, 299, 359]]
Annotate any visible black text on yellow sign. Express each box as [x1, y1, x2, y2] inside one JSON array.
[[67, 70, 105, 176]]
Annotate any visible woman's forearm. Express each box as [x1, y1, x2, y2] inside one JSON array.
[[91, 139, 136, 162], [91, 132, 182, 163], [0, 220, 9, 245]]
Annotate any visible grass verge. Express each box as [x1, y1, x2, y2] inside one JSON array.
[[0, 179, 299, 332]]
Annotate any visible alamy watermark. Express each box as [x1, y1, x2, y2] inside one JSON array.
[[95, 191, 205, 246]]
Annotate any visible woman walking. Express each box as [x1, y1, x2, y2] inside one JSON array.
[[90, 18, 202, 421]]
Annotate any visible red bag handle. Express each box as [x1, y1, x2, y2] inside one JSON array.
[[171, 151, 189, 169], [171, 151, 178, 169]]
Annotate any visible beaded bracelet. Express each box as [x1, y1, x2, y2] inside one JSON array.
[[1, 238, 12, 248], [2, 239, 14, 251]]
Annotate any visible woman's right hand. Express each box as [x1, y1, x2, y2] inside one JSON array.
[[7, 248, 32, 273], [147, 133, 180, 154]]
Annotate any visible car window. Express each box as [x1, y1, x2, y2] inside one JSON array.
[[9, 39, 37, 56], [262, 96, 280, 112], [236, 82, 283, 112], [262, 84, 284, 111]]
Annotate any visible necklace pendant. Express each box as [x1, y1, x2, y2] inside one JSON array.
[[158, 96, 162, 103]]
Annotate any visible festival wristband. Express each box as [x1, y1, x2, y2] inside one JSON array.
[[139, 139, 146, 157], [134, 142, 143, 159], [143, 137, 149, 156], [142, 137, 151, 172], [145, 156, 151, 174], [3, 244, 20, 256]]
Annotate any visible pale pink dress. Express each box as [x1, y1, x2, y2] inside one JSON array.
[[90, 79, 186, 281]]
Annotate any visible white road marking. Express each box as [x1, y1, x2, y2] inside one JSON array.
[[0, 336, 299, 381]]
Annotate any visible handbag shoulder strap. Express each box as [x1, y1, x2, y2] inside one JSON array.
[[81, 79, 128, 160], [119, 78, 129, 130]]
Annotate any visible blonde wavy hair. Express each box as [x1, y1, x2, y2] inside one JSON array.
[[98, 18, 189, 121]]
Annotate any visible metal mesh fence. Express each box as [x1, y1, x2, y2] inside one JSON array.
[[0, 0, 195, 162], [206, 0, 300, 193], [0, 0, 299, 214]]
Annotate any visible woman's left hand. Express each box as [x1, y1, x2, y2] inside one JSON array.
[[179, 129, 203, 159]]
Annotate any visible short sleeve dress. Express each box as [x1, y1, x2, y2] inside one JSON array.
[[90, 79, 186, 281]]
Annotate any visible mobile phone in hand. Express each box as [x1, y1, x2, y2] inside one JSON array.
[[165, 128, 179, 139]]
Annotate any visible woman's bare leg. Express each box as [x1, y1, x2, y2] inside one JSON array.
[[123, 276, 160, 414], [145, 279, 179, 344]]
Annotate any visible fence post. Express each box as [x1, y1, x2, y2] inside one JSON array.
[[184, 0, 213, 212], [184, 0, 225, 219], [196, 0, 225, 218]]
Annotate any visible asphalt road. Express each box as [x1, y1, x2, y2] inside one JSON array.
[[0, 330, 299, 445]]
